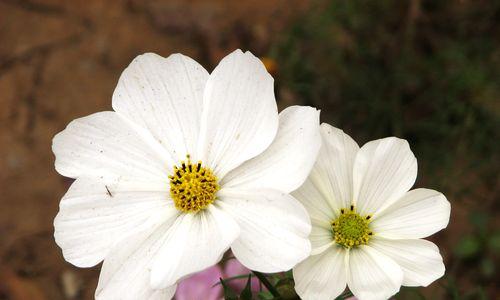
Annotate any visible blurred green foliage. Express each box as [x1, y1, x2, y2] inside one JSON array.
[[271, 0, 499, 188], [220, 275, 254, 300], [269, 0, 499, 298]]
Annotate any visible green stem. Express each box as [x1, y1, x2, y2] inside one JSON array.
[[335, 290, 353, 300], [252, 271, 281, 298]]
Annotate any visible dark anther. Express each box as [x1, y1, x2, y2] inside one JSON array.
[[174, 180, 182, 185], [197, 163, 201, 172], [368, 232, 373, 235], [179, 189, 184, 192], [176, 170, 181, 177], [366, 216, 371, 220], [341, 209, 345, 214], [350, 205, 354, 211], [189, 165, 192, 172], [182, 163, 186, 171]]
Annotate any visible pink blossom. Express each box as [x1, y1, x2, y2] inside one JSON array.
[[174, 254, 269, 300], [174, 265, 223, 300], [224, 258, 263, 293]]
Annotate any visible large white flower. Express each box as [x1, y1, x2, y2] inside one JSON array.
[[53, 50, 321, 299], [292, 124, 451, 300]]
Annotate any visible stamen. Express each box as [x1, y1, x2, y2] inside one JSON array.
[[169, 155, 219, 213], [331, 206, 373, 248]]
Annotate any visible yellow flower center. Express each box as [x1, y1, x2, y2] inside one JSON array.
[[331, 205, 373, 248], [169, 155, 219, 213]]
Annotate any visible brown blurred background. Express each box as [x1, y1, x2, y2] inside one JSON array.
[[0, 0, 498, 299]]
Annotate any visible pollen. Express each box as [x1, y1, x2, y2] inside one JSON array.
[[331, 206, 373, 248], [169, 155, 219, 213]]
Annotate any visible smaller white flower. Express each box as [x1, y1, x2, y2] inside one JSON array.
[[292, 124, 451, 300]]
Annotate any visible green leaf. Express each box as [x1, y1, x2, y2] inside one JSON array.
[[220, 278, 238, 300], [454, 235, 481, 258], [487, 231, 500, 252], [335, 289, 354, 300], [257, 291, 274, 300], [213, 274, 254, 287], [444, 276, 461, 300], [480, 258, 495, 278], [275, 278, 299, 300], [253, 271, 281, 298], [240, 275, 253, 300], [469, 211, 489, 233]]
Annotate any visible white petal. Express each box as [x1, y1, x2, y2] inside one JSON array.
[[292, 176, 336, 226], [370, 188, 451, 239], [96, 225, 178, 300], [219, 188, 311, 272], [347, 246, 403, 300], [148, 289, 177, 300], [371, 238, 445, 287], [112, 53, 209, 162], [292, 123, 359, 223], [53, 111, 170, 188], [222, 105, 321, 193], [353, 137, 417, 216], [317, 124, 360, 210], [150, 205, 239, 288], [54, 178, 177, 268], [309, 224, 335, 255], [292, 124, 359, 223], [293, 245, 347, 300], [197, 50, 279, 178]]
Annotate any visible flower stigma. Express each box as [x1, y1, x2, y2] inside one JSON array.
[[169, 155, 219, 213], [331, 205, 373, 248]]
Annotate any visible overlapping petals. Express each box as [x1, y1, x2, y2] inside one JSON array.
[[150, 206, 239, 289], [197, 50, 279, 177], [353, 137, 418, 216], [53, 49, 319, 299], [53, 111, 170, 189], [54, 178, 177, 268], [96, 225, 178, 300], [371, 188, 451, 239], [293, 123, 450, 300], [347, 246, 403, 300], [218, 188, 311, 273], [222, 105, 321, 193], [293, 245, 347, 300], [112, 53, 208, 164], [370, 238, 445, 287]]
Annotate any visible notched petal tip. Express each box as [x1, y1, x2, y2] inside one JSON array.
[[133, 51, 164, 61], [218, 49, 274, 80]]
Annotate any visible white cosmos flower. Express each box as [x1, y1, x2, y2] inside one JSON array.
[[52, 49, 321, 299], [292, 124, 451, 300]]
